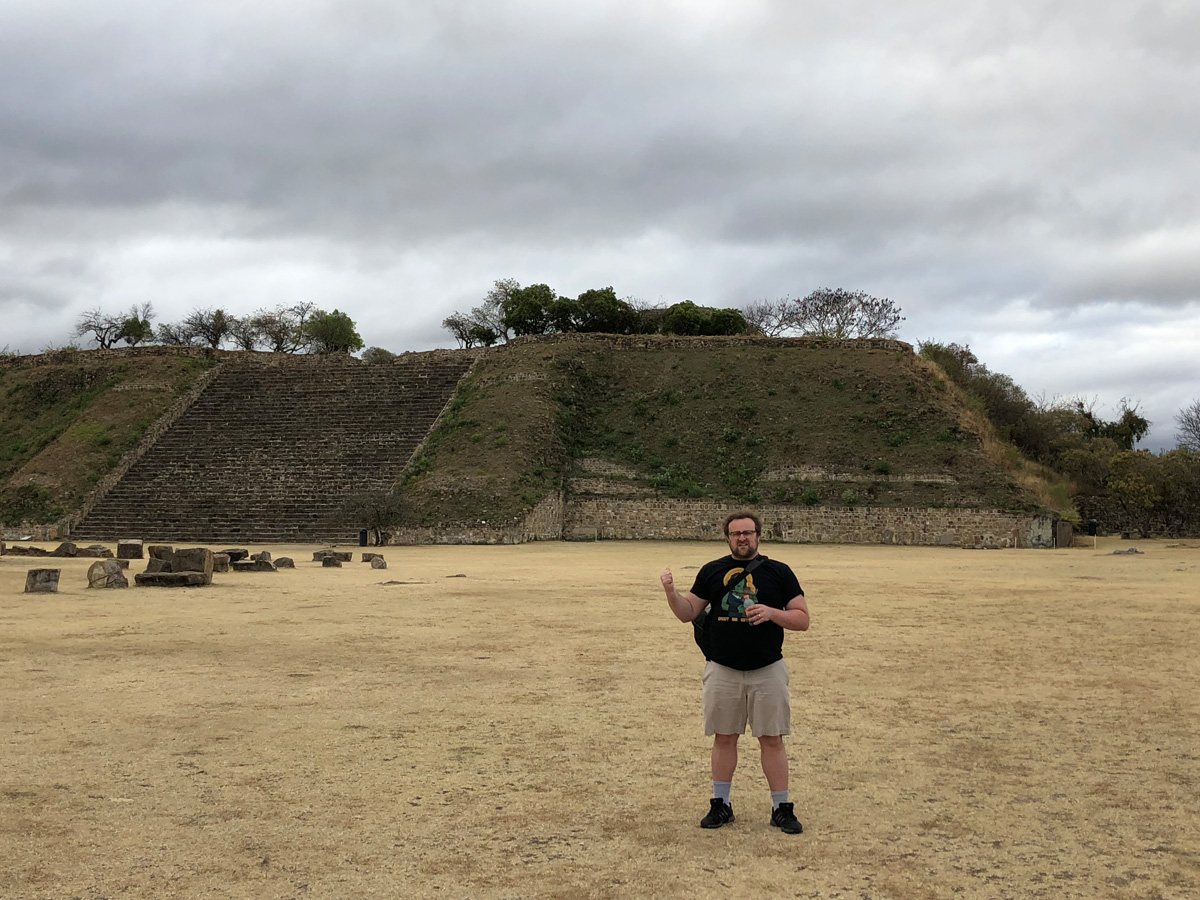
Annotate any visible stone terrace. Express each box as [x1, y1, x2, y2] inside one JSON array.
[[71, 352, 473, 543]]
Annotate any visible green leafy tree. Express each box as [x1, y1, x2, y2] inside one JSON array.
[[659, 301, 706, 335], [573, 287, 638, 334], [342, 490, 406, 545], [659, 301, 747, 336], [706, 307, 748, 335], [502, 284, 559, 336], [117, 303, 155, 346], [361, 346, 396, 364], [1108, 451, 1161, 536], [304, 309, 365, 353]]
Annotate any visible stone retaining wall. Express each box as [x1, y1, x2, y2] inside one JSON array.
[[389, 495, 1048, 548], [564, 498, 1045, 548]]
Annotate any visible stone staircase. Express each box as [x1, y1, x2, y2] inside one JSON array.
[[71, 352, 473, 543]]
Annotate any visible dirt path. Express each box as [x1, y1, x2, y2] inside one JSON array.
[[3, 537, 1198, 899]]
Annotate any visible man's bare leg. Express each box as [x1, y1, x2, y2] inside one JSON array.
[[758, 734, 788, 792], [712, 733, 739, 781]]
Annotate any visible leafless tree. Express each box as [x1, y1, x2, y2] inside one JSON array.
[[183, 307, 236, 349], [155, 321, 199, 345], [74, 308, 125, 349], [441, 278, 521, 347], [742, 298, 792, 336], [1176, 399, 1200, 452], [790, 288, 904, 339], [250, 303, 315, 353], [228, 316, 260, 351]]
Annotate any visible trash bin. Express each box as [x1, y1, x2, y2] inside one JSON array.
[[358, 529, 369, 547]]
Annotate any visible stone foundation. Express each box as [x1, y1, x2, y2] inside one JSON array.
[[390, 495, 1051, 549], [566, 499, 1044, 548]]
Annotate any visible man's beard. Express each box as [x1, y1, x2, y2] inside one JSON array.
[[730, 542, 757, 560]]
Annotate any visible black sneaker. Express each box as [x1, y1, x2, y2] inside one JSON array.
[[700, 798, 735, 829], [770, 802, 803, 834]]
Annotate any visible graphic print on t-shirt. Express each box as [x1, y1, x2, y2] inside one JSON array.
[[721, 567, 757, 620]]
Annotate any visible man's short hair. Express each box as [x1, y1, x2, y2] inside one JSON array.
[[723, 510, 762, 536]]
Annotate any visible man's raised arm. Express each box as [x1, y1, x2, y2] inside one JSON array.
[[661, 567, 704, 622]]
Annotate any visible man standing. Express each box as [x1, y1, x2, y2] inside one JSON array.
[[661, 511, 810, 833]]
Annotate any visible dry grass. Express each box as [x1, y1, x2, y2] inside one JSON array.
[[3, 538, 1199, 899]]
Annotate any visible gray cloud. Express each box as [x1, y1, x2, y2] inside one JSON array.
[[2, 0, 1198, 446]]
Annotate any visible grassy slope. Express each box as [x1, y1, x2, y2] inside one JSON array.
[[0, 351, 218, 525], [1, 340, 1046, 532], [400, 337, 1042, 527]]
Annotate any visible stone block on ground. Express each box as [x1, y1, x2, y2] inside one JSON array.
[[148, 545, 174, 561], [78, 545, 113, 558], [7, 545, 50, 557], [50, 542, 79, 557], [117, 539, 144, 560], [322, 556, 343, 568], [145, 557, 169, 574], [231, 558, 277, 572], [251, 551, 272, 563], [370, 556, 387, 569], [88, 559, 129, 589], [362, 553, 382, 562], [222, 549, 249, 562], [25, 569, 61, 593], [134, 572, 210, 587], [275, 557, 295, 568], [173, 548, 214, 580], [212, 553, 231, 573]]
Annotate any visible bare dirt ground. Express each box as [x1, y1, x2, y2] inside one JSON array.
[[3, 537, 1198, 900]]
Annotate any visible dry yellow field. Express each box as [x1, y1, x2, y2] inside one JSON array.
[[3, 537, 1199, 900]]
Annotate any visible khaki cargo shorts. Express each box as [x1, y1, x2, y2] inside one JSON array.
[[702, 658, 791, 737]]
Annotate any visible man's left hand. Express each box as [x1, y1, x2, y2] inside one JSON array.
[[746, 604, 774, 625]]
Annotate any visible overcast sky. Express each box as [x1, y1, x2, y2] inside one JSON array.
[[3, 0, 1197, 449]]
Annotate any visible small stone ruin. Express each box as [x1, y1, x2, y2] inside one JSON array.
[[88, 559, 129, 589], [314, 550, 352, 563], [135, 548, 214, 587], [6, 544, 51, 557], [25, 569, 61, 593], [232, 556, 277, 572], [117, 539, 145, 560]]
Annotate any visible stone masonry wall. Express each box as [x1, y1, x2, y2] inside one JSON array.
[[387, 494, 1043, 548], [564, 498, 1041, 549]]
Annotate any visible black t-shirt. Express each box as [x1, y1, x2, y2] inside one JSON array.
[[689, 554, 803, 671]]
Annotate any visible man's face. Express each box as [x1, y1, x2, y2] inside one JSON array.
[[726, 518, 759, 560]]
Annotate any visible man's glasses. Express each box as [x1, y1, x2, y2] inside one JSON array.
[[728, 530, 758, 538]]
